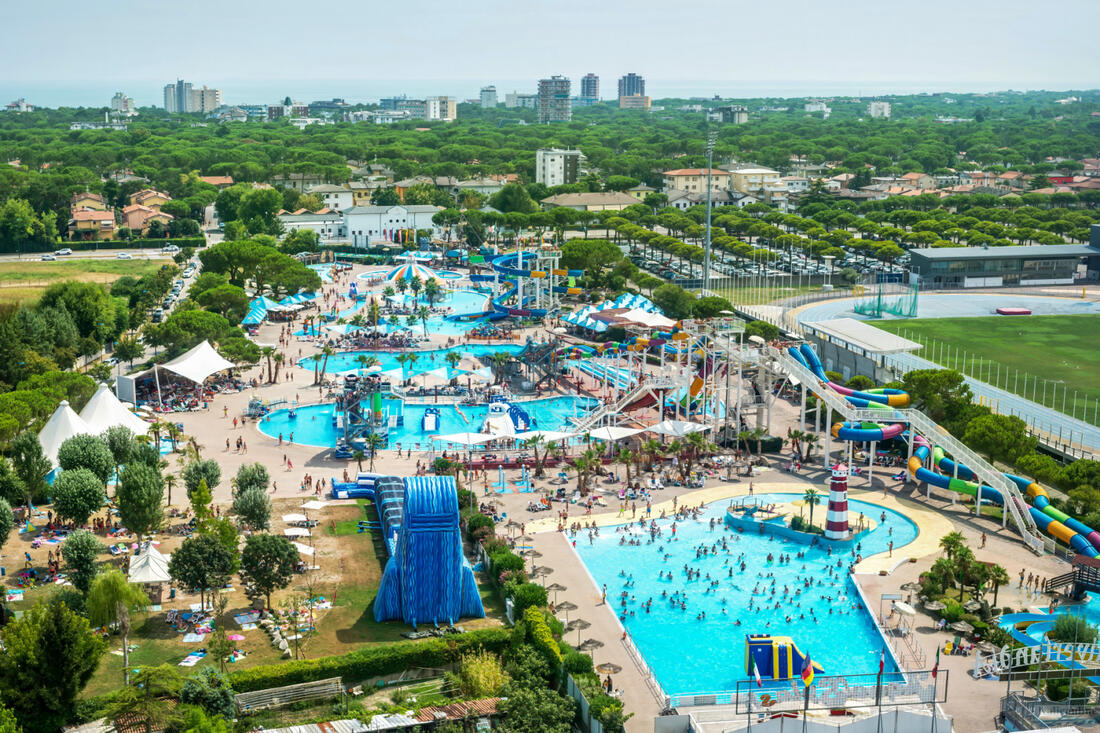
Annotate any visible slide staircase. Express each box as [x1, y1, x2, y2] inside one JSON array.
[[1044, 560, 1100, 599], [771, 345, 1044, 554], [568, 375, 676, 434]]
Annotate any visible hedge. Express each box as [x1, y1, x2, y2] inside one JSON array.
[[226, 628, 512, 692], [69, 237, 206, 251]]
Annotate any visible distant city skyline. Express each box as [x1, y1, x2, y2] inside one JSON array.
[[2, 0, 1097, 103]]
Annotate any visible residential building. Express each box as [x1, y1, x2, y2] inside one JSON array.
[[617, 73, 645, 100], [537, 76, 571, 123], [480, 86, 497, 108], [899, 172, 935, 190], [288, 117, 333, 130], [715, 105, 749, 124], [270, 172, 326, 192], [618, 95, 651, 111], [504, 92, 538, 109], [307, 184, 354, 211], [909, 244, 1100, 289], [268, 101, 310, 121], [997, 170, 1029, 189], [728, 166, 781, 193], [278, 210, 346, 242], [164, 80, 191, 113], [867, 101, 891, 118], [110, 92, 137, 116], [425, 96, 457, 122], [129, 189, 171, 209], [804, 100, 831, 116], [308, 99, 348, 113], [536, 148, 584, 187], [453, 178, 505, 197], [343, 204, 443, 247], [379, 96, 408, 111], [68, 208, 117, 240], [72, 192, 108, 211], [780, 176, 810, 193], [70, 119, 128, 131], [190, 86, 222, 114], [580, 73, 599, 102], [539, 191, 637, 212], [4, 98, 34, 112], [666, 189, 757, 211], [661, 168, 731, 193], [199, 175, 234, 188], [122, 204, 172, 234], [626, 183, 656, 201]]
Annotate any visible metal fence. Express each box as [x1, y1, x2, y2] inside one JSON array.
[[234, 677, 344, 713], [564, 673, 605, 733]]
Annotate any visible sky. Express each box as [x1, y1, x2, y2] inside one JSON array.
[[3, 0, 1098, 106]]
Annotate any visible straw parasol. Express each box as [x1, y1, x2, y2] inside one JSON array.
[[578, 638, 604, 652], [567, 618, 590, 643], [517, 534, 534, 543], [531, 566, 553, 585], [555, 600, 577, 621], [923, 600, 946, 612], [546, 582, 567, 601], [595, 662, 622, 674], [950, 620, 974, 634]]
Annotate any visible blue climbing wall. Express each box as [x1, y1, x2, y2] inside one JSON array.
[[373, 475, 485, 626]]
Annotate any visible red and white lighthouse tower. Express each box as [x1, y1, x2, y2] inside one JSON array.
[[824, 463, 850, 540]]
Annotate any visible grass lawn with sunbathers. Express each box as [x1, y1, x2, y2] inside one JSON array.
[[871, 314, 1100, 422], [0, 499, 504, 699]]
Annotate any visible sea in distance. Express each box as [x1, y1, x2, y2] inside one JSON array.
[[0, 78, 1062, 110]]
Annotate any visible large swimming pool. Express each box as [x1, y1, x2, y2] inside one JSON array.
[[257, 394, 597, 448], [300, 343, 526, 376], [575, 493, 918, 696]]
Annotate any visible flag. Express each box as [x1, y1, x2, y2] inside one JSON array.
[[800, 653, 814, 687], [931, 647, 940, 679], [750, 653, 762, 688], [878, 648, 885, 676]]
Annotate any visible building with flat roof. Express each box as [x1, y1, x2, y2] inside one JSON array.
[[537, 76, 571, 123], [617, 73, 645, 99], [539, 191, 636, 212], [479, 86, 497, 108], [618, 95, 651, 111], [580, 73, 599, 102], [535, 148, 584, 187], [908, 241, 1100, 289]]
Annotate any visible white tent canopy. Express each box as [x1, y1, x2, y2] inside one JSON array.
[[39, 400, 92, 467], [128, 545, 171, 584], [293, 541, 315, 556], [514, 429, 575, 443], [282, 513, 308, 523], [80, 383, 150, 436], [434, 432, 496, 446], [587, 426, 643, 442], [301, 500, 329, 510], [283, 527, 311, 537], [646, 420, 711, 437], [619, 308, 677, 329], [160, 341, 234, 384]]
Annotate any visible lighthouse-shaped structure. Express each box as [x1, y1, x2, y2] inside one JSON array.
[[824, 463, 850, 540]]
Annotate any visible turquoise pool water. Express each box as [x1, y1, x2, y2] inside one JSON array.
[[300, 343, 525, 376], [256, 395, 597, 448], [308, 264, 333, 282], [575, 493, 918, 695]]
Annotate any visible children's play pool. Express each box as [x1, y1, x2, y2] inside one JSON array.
[[575, 493, 918, 695], [300, 343, 526, 376], [257, 395, 598, 448]]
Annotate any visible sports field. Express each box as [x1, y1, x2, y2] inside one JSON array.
[[872, 313, 1100, 423], [0, 259, 163, 304]]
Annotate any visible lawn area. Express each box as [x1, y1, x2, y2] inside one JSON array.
[[0, 259, 164, 304], [713, 284, 827, 306], [871, 314, 1100, 425]]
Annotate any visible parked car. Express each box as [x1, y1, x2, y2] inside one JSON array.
[[54, 248, 73, 256], [116, 252, 133, 260], [151, 309, 164, 323], [40, 253, 56, 261], [161, 244, 180, 253]]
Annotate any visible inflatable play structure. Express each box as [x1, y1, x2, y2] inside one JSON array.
[[421, 407, 440, 433], [746, 634, 824, 681], [481, 395, 532, 436], [789, 343, 1100, 557], [332, 474, 484, 627]]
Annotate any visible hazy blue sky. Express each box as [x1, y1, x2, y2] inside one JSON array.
[[4, 0, 1098, 101]]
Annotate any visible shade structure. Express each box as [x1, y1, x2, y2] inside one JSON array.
[[950, 620, 974, 634], [160, 340, 234, 384], [596, 662, 622, 674], [241, 300, 268, 326], [513, 429, 576, 443], [923, 600, 946, 612], [292, 541, 315, 556], [578, 638, 604, 651], [278, 291, 317, 306], [282, 513, 308, 523], [283, 527, 311, 537], [39, 400, 92, 467], [407, 367, 450, 386], [618, 307, 677, 329], [80, 383, 149, 436], [646, 419, 711, 437], [587, 426, 643, 442], [386, 261, 438, 283], [301, 500, 329, 510], [457, 366, 493, 381], [434, 432, 495, 446], [892, 601, 917, 617], [128, 545, 171, 584]]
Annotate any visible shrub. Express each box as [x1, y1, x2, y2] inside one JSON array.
[[512, 583, 547, 615], [563, 650, 593, 676], [941, 599, 964, 623], [226, 629, 511, 691], [457, 650, 509, 697], [1046, 678, 1091, 702], [466, 513, 494, 541], [523, 606, 563, 671], [489, 549, 525, 575], [1048, 613, 1099, 645], [456, 489, 475, 510]]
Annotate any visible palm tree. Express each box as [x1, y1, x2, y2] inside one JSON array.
[[368, 301, 381, 331], [615, 448, 635, 485], [273, 352, 285, 383], [316, 345, 335, 384], [87, 569, 149, 683], [261, 346, 276, 383], [423, 278, 442, 307], [409, 275, 423, 298], [803, 488, 822, 528], [356, 354, 378, 373], [149, 419, 165, 452], [383, 286, 396, 298], [572, 455, 590, 495], [396, 276, 408, 295], [666, 439, 684, 479], [445, 350, 462, 373], [799, 433, 819, 462], [164, 422, 182, 453], [164, 473, 177, 508], [642, 439, 663, 472], [544, 440, 561, 474], [352, 450, 365, 472], [939, 531, 967, 562], [388, 314, 400, 331], [490, 351, 511, 384], [366, 433, 385, 470], [417, 305, 432, 335], [525, 434, 545, 478], [988, 563, 1011, 606], [953, 545, 976, 601]]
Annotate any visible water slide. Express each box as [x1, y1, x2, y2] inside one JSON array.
[[489, 252, 585, 317], [793, 343, 1100, 558]]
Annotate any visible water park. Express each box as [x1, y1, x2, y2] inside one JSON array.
[[20, 239, 1100, 733]]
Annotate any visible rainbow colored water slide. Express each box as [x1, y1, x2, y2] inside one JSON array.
[[791, 343, 1100, 557]]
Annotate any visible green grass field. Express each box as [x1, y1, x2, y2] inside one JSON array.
[[713, 284, 827, 306], [0, 259, 163, 304], [871, 314, 1100, 424]]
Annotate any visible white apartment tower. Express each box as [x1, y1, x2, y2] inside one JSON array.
[[480, 86, 498, 108], [867, 101, 891, 118], [536, 148, 584, 187]]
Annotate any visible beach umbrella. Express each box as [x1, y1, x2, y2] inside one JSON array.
[[531, 565, 552, 582], [546, 582, 567, 601], [578, 638, 604, 652], [567, 618, 590, 643], [892, 601, 917, 617], [923, 600, 946, 612], [595, 662, 622, 674], [949, 620, 974, 634], [301, 500, 329, 511], [555, 600, 577, 622], [517, 534, 534, 543]]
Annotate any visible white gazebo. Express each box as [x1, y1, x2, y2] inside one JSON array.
[[150, 340, 236, 407], [38, 400, 92, 467], [80, 383, 150, 436], [128, 544, 172, 602]]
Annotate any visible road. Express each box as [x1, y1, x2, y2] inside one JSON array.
[[0, 250, 174, 262]]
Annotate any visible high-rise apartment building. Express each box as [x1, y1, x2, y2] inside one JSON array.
[[716, 105, 749, 124], [580, 74, 599, 102], [190, 86, 222, 114], [867, 101, 891, 118], [617, 73, 645, 100], [111, 92, 136, 116], [425, 96, 457, 122], [536, 148, 584, 186], [537, 76, 571, 123], [163, 80, 191, 113], [480, 86, 498, 108]]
